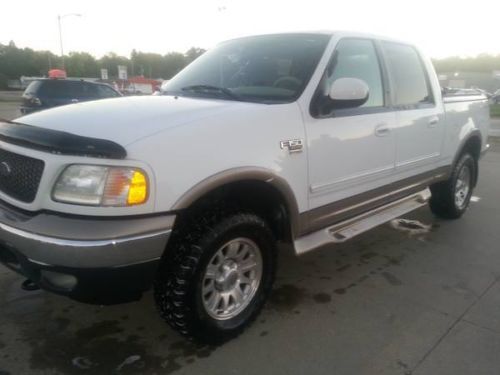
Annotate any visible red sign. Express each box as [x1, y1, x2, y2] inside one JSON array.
[[48, 69, 67, 79]]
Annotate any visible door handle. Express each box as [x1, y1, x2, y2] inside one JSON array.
[[428, 116, 439, 128], [71, 99, 79, 103], [374, 123, 390, 137]]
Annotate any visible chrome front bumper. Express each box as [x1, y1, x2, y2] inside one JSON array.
[[0, 221, 172, 269], [0, 202, 175, 303], [0, 203, 174, 268]]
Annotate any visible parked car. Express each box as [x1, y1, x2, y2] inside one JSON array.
[[0, 31, 490, 343], [20, 78, 121, 114]]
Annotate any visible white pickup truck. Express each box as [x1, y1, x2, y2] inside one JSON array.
[[0, 31, 490, 343]]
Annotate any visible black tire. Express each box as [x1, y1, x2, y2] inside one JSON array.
[[154, 212, 277, 344], [429, 152, 477, 219]]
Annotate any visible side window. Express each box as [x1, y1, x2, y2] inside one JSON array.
[[80, 82, 96, 98], [381, 42, 432, 107], [95, 84, 120, 98], [68, 81, 86, 98], [41, 79, 76, 99], [311, 38, 385, 117], [328, 39, 384, 108]]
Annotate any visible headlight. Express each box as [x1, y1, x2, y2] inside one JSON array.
[[53, 165, 148, 206]]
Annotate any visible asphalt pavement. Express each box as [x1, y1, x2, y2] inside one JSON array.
[[1, 101, 500, 374], [0, 101, 21, 121], [490, 118, 500, 137]]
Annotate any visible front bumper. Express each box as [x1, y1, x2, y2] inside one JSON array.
[[0, 201, 175, 304]]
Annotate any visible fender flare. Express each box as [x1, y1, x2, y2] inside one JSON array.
[[451, 129, 482, 186], [171, 167, 301, 237], [452, 129, 482, 166]]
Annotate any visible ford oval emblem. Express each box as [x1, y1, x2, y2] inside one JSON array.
[[0, 161, 12, 177]]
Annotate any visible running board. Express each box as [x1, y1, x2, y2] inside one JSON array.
[[294, 188, 431, 255]]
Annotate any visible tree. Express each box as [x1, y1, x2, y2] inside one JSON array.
[[163, 52, 187, 78], [131, 51, 164, 78], [0, 41, 40, 79], [185, 47, 206, 63], [432, 54, 500, 73], [98, 52, 130, 78], [66, 52, 98, 77]]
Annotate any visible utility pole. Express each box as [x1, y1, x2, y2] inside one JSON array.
[[57, 13, 82, 70]]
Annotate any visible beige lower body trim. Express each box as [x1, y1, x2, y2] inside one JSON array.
[[297, 166, 450, 236]]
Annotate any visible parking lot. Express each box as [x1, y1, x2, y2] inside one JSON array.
[[0, 93, 22, 121], [1, 99, 500, 375]]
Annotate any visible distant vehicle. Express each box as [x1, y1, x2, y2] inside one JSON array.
[[152, 80, 170, 96], [121, 86, 144, 96], [469, 87, 493, 99], [20, 78, 121, 114], [494, 89, 500, 104]]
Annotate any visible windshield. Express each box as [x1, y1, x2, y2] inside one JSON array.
[[164, 33, 330, 103]]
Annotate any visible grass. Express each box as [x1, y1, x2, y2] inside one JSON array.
[[491, 104, 500, 117]]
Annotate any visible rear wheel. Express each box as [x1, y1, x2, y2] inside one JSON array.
[[154, 212, 277, 344], [429, 153, 476, 219]]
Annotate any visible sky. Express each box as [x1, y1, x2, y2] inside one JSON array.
[[1, 0, 498, 59]]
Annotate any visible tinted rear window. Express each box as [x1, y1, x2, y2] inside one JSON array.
[[381, 42, 432, 106], [38, 81, 85, 98]]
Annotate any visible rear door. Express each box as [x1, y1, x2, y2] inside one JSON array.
[[94, 84, 121, 99], [381, 42, 445, 174], [80, 83, 120, 102]]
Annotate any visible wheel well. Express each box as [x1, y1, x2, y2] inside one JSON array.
[[174, 180, 293, 244], [461, 135, 481, 161], [459, 135, 481, 186]]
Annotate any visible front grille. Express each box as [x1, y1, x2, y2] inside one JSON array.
[[0, 148, 44, 203]]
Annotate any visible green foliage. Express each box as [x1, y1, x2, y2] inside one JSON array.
[[491, 104, 500, 117], [0, 42, 207, 83], [432, 54, 500, 73], [66, 52, 99, 77], [99, 52, 131, 77], [0, 73, 7, 89], [0, 41, 43, 79], [185, 47, 206, 63], [163, 52, 188, 78]]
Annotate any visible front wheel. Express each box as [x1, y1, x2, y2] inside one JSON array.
[[154, 212, 277, 344], [429, 153, 477, 219]]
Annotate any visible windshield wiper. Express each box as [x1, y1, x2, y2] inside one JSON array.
[[181, 85, 241, 101]]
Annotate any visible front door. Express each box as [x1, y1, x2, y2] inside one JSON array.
[[305, 38, 397, 218]]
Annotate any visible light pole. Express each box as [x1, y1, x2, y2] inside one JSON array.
[[57, 13, 82, 70]]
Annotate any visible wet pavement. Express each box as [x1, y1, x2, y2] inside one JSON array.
[[490, 118, 500, 137], [0, 136, 500, 374]]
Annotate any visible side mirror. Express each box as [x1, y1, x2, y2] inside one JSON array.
[[328, 77, 369, 109]]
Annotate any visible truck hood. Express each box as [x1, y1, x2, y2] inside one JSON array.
[[17, 95, 253, 146]]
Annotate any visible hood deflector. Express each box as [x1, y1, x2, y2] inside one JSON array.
[[0, 119, 127, 159]]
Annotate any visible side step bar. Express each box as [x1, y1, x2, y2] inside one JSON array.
[[294, 188, 431, 255]]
